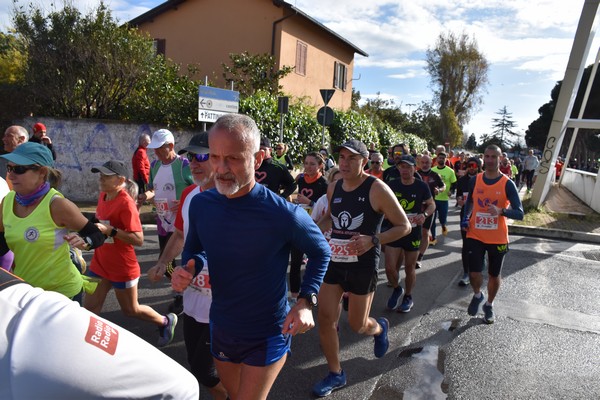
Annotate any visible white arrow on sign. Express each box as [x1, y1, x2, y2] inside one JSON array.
[[198, 109, 228, 123]]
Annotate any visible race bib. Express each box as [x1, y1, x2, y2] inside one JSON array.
[[329, 238, 358, 263], [99, 219, 113, 244], [190, 269, 211, 297], [406, 213, 418, 228], [155, 198, 174, 230], [155, 198, 169, 216], [475, 212, 498, 230]]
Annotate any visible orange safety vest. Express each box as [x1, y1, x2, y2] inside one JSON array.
[[467, 173, 510, 244]]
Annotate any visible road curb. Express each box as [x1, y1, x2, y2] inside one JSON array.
[[509, 224, 600, 244]]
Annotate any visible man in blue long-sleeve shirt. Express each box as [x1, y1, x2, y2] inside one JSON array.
[[171, 114, 330, 399]]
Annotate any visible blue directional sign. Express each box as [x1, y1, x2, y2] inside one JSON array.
[[198, 86, 240, 122]]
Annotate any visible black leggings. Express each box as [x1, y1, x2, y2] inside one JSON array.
[[289, 246, 304, 294], [183, 313, 220, 388]]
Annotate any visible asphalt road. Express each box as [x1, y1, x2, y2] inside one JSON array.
[[85, 206, 600, 399]]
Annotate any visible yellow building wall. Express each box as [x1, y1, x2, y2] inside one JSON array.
[[136, 0, 357, 110]]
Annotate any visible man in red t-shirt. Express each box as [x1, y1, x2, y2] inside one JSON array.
[[132, 133, 151, 199]]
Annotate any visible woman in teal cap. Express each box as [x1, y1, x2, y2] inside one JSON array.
[[0, 142, 104, 302]]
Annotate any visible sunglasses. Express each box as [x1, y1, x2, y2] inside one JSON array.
[[187, 152, 210, 162], [394, 151, 404, 156], [275, 147, 283, 150], [467, 163, 478, 168], [371, 161, 381, 164], [7, 165, 40, 175]]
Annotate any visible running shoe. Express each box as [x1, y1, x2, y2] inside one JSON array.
[[157, 313, 178, 347], [398, 295, 413, 313], [386, 286, 404, 310], [168, 294, 184, 315], [467, 293, 485, 316], [313, 370, 347, 397], [482, 303, 495, 324], [69, 247, 87, 274], [415, 261, 422, 269], [373, 317, 389, 358], [442, 225, 448, 236], [429, 238, 437, 246], [458, 273, 470, 287]]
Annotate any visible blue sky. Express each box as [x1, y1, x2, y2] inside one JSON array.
[[1, 0, 598, 143]]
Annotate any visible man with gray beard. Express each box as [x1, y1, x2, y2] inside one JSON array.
[[171, 114, 330, 399]]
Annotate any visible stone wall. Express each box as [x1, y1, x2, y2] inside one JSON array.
[[15, 117, 197, 202]]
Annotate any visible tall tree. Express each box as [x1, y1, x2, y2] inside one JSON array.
[[426, 31, 489, 146], [12, 1, 155, 118], [491, 106, 519, 148], [465, 133, 477, 150]]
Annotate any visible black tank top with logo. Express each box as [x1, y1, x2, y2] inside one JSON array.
[[329, 176, 383, 270]]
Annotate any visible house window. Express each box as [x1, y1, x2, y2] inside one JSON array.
[[333, 61, 347, 91], [295, 41, 307, 76], [153, 39, 166, 56]]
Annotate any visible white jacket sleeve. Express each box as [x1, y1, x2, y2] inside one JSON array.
[[0, 284, 199, 400]]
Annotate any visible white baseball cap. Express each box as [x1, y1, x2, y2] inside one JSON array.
[[147, 129, 174, 149]]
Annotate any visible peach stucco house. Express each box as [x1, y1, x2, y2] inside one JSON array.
[[128, 0, 368, 111]]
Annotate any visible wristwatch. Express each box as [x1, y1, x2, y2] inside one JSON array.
[[423, 211, 429, 218], [299, 292, 318, 308], [371, 235, 380, 246], [109, 227, 118, 238]]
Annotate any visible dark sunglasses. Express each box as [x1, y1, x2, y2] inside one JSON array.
[[7, 165, 40, 174], [186, 151, 210, 162], [186, 152, 210, 163], [275, 147, 283, 150]]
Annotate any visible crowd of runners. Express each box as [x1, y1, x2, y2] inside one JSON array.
[[0, 115, 526, 399]]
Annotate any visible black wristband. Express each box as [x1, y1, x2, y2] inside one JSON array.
[[78, 220, 105, 249]]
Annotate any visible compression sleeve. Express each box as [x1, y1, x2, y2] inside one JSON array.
[[503, 179, 525, 220]]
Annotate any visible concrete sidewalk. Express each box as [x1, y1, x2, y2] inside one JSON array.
[[509, 184, 600, 244]]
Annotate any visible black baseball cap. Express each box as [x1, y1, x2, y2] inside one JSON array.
[[398, 155, 416, 166], [178, 132, 209, 155], [335, 139, 369, 158], [91, 160, 129, 178], [260, 136, 272, 148]]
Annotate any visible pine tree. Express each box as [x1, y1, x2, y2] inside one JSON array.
[[491, 106, 519, 149]]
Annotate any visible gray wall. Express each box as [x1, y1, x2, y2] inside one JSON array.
[[15, 117, 197, 202]]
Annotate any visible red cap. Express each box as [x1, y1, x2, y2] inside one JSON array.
[[33, 123, 46, 133]]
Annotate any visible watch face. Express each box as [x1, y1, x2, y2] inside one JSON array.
[[310, 293, 318, 306], [372, 235, 380, 245]]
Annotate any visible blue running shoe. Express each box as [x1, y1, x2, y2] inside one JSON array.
[[157, 313, 178, 347], [398, 295, 413, 313], [482, 303, 495, 324], [387, 286, 404, 310], [313, 370, 347, 397], [373, 317, 389, 358], [467, 293, 485, 316]]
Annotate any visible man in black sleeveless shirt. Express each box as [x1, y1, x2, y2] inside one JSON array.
[[313, 139, 411, 397]]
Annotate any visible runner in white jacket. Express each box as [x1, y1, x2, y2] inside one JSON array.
[[0, 269, 199, 400]]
